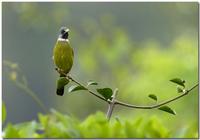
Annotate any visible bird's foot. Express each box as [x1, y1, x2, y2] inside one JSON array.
[[55, 68, 67, 76]]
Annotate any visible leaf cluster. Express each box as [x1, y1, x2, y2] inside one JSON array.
[[2, 110, 197, 138]]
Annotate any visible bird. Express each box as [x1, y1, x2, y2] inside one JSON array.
[[53, 27, 74, 96]]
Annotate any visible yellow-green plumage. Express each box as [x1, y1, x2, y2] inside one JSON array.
[[53, 39, 74, 96], [53, 40, 74, 74]]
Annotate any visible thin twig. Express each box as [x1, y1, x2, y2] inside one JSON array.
[[106, 88, 118, 121], [115, 83, 199, 109]]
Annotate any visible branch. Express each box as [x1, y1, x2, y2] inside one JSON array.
[[106, 88, 118, 120], [55, 68, 109, 103], [55, 68, 198, 110], [115, 83, 198, 109], [68, 75, 108, 102]]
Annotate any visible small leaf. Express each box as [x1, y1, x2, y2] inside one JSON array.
[[68, 85, 86, 93], [2, 102, 7, 123], [15, 121, 39, 137], [148, 94, 157, 101], [158, 106, 176, 115], [87, 80, 98, 86], [170, 78, 185, 87], [176, 86, 183, 93], [96, 88, 113, 100]]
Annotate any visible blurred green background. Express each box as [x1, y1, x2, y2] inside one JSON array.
[[2, 2, 198, 137]]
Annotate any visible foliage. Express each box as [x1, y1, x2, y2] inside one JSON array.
[[2, 110, 197, 138], [87, 80, 98, 86], [68, 85, 86, 93], [158, 106, 176, 115], [170, 78, 185, 87], [96, 88, 113, 100], [148, 94, 157, 101], [2, 47, 198, 138]]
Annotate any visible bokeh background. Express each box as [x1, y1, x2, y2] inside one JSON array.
[[2, 2, 198, 137]]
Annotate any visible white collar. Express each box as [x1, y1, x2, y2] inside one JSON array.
[[57, 38, 69, 42]]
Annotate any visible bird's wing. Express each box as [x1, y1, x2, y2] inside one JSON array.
[[72, 48, 74, 57]]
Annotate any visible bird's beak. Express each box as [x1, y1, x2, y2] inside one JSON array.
[[65, 28, 69, 32]]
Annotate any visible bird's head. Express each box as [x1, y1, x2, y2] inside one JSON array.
[[59, 27, 69, 40]]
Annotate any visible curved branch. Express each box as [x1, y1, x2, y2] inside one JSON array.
[[67, 75, 108, 102], [55, 68, 198, 110], [115, 83, 198, 109]]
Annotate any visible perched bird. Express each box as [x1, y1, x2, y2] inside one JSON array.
[[53, 27, 74, 96]]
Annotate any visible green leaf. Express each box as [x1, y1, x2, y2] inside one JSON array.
[[170, 78, 185, 87], [148, 94, 157, 101], [2, 102, 6, 123], [87, 80, 98, 86], [38, 113, 48, 127], [68, 85, 86, 93], [158, 106, 176, 115], [143, 116, 170, 138], [176, 86, 183, 93], [15, 121, 39, 138], [96, 88, 113, 100], [3, 123, 20, 138]]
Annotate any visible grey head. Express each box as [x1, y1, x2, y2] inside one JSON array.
[[59, 27, 69, 39]]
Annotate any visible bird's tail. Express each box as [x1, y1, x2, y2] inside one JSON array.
[[56, 87, 64, 96], [56, 74, 68, 96]]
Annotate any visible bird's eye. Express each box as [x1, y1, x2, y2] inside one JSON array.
[[62, 31, 69, 39], [60, 27, 67, 34], [60, 29, 65, 34]]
